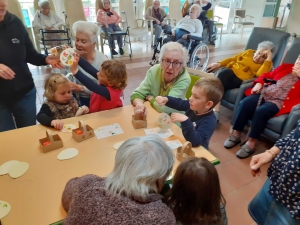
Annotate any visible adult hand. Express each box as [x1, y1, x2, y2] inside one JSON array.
[[134, 102, 147, 118], [156, 19, 161, 25], [45, 55, 64, 69], [251, 83, 263, 94], [161, 21, 166, 26], [70, 82, 85, 92], [250, 152, 273, 177], [155, 96, 168, 106], [265, 49, 273, 61], [145, 95, 154, 101], [206, 63, 221, 72], [292, 65, 300, 77], [0, 64, 15, 80], [172, 31, 175, 37], [70, 53, 80, 75], [51, 119, 64, 130], [182, 34, 189, 39], [115, 22, 119, 26], [171, 113, 188, 123]]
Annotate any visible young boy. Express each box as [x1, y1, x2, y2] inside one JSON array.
[[155, 77, 223, 149]]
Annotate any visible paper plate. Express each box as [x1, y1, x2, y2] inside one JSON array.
[[0, 200, 11, 219], [113, 141, 125, 150], [61, 124, 76, 133], [158, 113, 172, 130], [60, 48, 75, 66], [0, 160, 19, 175], [57, 148, 78, 160], [8, 162, 29, 179]]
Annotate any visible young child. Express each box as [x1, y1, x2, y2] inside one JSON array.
[[165, 157, 227, 225], [70, 54, 127, 113], [155, 77, 223, 149], [36, 73, 89, 130]]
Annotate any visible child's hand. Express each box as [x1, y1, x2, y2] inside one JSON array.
[[51, 119, 64, 130], [70, 53, 80, 75], [171, 113, 188, 122], [155, 96, 168, 106]]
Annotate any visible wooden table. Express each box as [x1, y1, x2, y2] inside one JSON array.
[[0, 103, 218, 225]]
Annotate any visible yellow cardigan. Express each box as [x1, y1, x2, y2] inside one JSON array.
[[218, 49, 273, 81]]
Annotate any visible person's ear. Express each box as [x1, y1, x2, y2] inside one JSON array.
[[206, 100, 214, 109], [156, 178, 165, 193]]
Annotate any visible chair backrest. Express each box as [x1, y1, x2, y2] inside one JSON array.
[[6, 0, 25, 25], [34, 0, 56, 13], [235, 8, 246, 19], [119, 0, 138, 29], [181, 0, 189, 17], [245, 27, 290, 68], [64, 0, 87, 36], [144, 0, 153, 14], [282, 37, 300, 64], [95, 0, 102, 15], [169, 0, 183, 23], [186, 74, 200, 99], [206, 9, 213, 19]]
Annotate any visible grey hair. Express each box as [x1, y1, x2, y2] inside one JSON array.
[[191, 4, 202, 17], [159, 42, 189, 66], [105, 134, 174, 200], [257, 41, 275, 53], [38, 0, 50, 8], [72, 21, 100, 44]]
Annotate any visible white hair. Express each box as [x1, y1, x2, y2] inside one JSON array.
[[257, 41, 275, 53], [38, 0, 50, 8], [159, 42, 189, 66], [105, 135, 174, 200], [191, 4, 202, 17], [72, 21, 100, 44]]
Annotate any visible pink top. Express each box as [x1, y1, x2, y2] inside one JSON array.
[[97, 9, 122, 26]]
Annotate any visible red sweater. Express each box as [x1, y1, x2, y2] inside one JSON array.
[[245, 64, 300, 116]]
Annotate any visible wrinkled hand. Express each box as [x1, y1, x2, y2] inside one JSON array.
[[115, 22, 119, 26], [0, 64, 15, 80], [206, 63, 221, 72], [250, 152, 273, 177], [265, 49, 273, 60], [182, 34, 189, 39], [51, 119, 64, 130], [161, 21, 166, 26], [70, 53, 80, 75], [45, 55, 64, 69], [70, 82, 85, 92], [146, 95, 154, 101], [251, 83, 263, 94], [155, 96, 168, 106], [134, 102, 147, 118], [156, 20, 161, 25], [292, 65, 300, 77], [82, 106, 89, 115], [171, 113, 188, 123]]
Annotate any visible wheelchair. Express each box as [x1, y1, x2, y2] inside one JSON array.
[[150, 32, 209, 71]]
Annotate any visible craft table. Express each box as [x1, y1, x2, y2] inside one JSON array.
[[0, 102, 219, 225]]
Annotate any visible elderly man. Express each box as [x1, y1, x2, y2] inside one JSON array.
[[145, 0, 172, 46]]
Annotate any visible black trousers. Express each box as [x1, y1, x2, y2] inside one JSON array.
[[217, 68, 243, 92]]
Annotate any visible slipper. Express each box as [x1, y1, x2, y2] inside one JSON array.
[[224, 135, 241, 149], [236, 144, 255, 159]]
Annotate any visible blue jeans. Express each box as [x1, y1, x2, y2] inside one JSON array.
[[0, 87, 37, 132], [232, 94, 279, 139], [153, 23, 172, 41], [102, 24, 123, 49], [249, 179, 299, 225]]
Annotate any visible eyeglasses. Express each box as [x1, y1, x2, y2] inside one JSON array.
[[162, 59, 183, 68]]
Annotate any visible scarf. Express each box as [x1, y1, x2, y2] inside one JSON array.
[[45, 97, 79, 120]]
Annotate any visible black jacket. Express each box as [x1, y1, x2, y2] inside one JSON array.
[[0, 11, 47, 100]]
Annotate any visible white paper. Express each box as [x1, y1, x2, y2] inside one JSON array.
[[8, 162, 29, 179], [0, 200, 11, 219], [57, 148, 78, 160], [94, 123, 124, 139], [165, 139, 183, 149], [143, 127, 174, 139]]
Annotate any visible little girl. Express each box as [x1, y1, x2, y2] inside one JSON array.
[[70, 54, 127, 113], [165, 157, 228, 225], [36, 73, 89, 130]]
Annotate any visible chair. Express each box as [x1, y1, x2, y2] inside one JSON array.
[[231, 37, 300, 142], [168, 0, 182, 26], [229, 8, 254, 38], [144, 0, 155, 46], [95, 0, 108, 52], [119, 0, 149, 47], [221, 27, 290, 114], [206, 9, 223, 39]]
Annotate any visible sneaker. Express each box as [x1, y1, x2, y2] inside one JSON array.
[[210, 41, 215, 46], [111, 49, 118, 55], [119, 48, 124, 55]]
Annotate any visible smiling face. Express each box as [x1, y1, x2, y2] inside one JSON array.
[[189, 5, 199, 19], [189, 86, 212, 113], [0, 0, 7, 22], [54, 83, 72, 104], [253, 49, 268, 64], [103, 0, 110, 10], [75, 31, 95, 57], [161, 50, 184, 83], [292, 56, 300, 76]]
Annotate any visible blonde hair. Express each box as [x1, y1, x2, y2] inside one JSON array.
[[44, 73, 70, 101], [101, 60, 128, 90]]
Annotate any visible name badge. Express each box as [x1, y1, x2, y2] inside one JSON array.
[[12, 38, 20, 44]]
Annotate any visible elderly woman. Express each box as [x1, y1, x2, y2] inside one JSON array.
[[249, 120, 300, 224], [32, 0, 64, 46], [62, 135, 175, 224], [67, 21, 107, 107], [163, 4, 203, 49], [131, 42, 191, 116], [97, 0, 123, 55], [224, 55, 300, 158], [206, 41, 274, 120], [0, 0, 61, 132]]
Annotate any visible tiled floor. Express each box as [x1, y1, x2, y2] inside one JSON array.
[[30, 31, 276, 225]]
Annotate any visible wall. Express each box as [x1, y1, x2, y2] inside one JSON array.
[[241, 0, 265, 28], [286, 0, 300, 35]]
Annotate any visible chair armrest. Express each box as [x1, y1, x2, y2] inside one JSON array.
[[281, 105, 300, 138], [241, 78, 255, 84], [213, 15, 222, 21], [246, 15, 254, 19], [137, 19, 147, 27]]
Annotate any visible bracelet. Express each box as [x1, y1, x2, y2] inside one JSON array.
[[266, 149, 276, 159]]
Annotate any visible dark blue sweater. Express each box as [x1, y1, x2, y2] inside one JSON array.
[[166, 96, 216, 149]]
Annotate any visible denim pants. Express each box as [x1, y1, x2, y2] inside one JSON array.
[[102, 24, 123, 49], [0, 87, 37, 132], [248, 179, 299, 225], [153, 23, 172, 42], [232, 94, 279, 139]]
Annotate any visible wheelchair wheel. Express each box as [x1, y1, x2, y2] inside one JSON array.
[[189, 43, 209, 71]]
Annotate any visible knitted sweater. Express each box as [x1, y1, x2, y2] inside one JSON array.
[[130, 64, 191, 114], [62, 174, 176, 225], [218, 49, 273, 81]]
